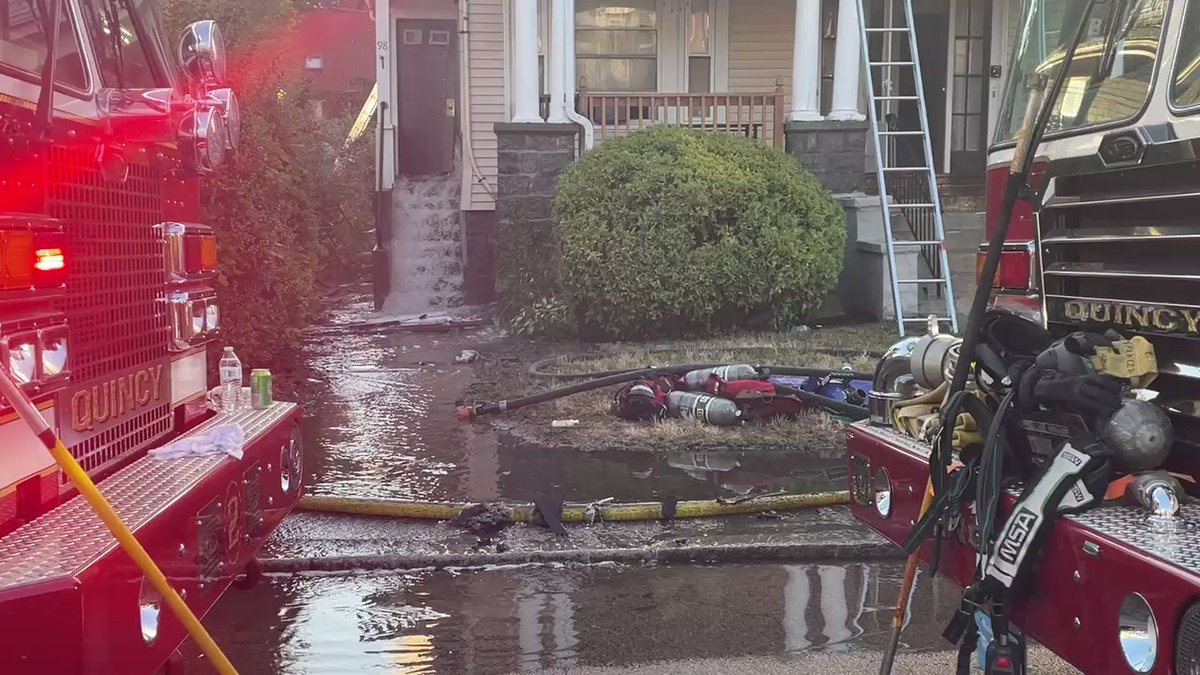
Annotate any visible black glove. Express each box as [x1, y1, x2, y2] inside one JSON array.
[[1023, 369, 1124, 418]]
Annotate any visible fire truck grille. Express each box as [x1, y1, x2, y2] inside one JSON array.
[[1040, 160, 1200, 437], [44, 146, 172, 476], [62, 404, 172, 481]]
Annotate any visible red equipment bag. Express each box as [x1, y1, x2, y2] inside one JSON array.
[[705, 375, 810, 421]]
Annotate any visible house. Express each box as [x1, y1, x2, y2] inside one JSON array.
[[370, 0, 1027, 310], [283, 5, 375, 116]]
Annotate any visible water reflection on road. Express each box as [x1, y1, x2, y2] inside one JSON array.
[[184, 297, 924, 673], [194, 561, 956, 674]]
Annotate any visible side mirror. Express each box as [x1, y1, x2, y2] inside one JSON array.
[[178, 20, 227, 89], [178, 108, 228, 175]]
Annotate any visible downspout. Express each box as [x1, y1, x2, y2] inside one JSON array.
[[559, 0, 594, 149], [459, 0, 497, 201]]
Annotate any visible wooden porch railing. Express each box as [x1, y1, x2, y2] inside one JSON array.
[[578, 83, 787, 149]]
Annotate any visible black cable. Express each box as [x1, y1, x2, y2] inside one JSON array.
[[527, 358, 874, 383]]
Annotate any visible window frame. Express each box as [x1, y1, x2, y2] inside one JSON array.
[[76, 0, 170, 90], [574, 0, 660, 93], [1168, 0, 1200, 113], [0, 0, 93, 97], [988, 0, 1174, 152]]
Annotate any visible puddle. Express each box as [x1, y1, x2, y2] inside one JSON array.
[[301, 300, 846, 506], [185, 561, 957, 674]]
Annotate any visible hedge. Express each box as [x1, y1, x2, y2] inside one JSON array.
[[551, 126, 845, 340]]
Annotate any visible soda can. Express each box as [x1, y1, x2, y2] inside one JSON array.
[[250, 369, 273, 410]]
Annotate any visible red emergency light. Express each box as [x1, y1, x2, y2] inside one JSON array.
[[0, 230, 67, 291], [976, 241, 1036, 292]]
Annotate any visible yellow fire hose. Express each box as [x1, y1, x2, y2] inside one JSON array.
[[299, 491, 850, 522], [0, 372, 239, 675]]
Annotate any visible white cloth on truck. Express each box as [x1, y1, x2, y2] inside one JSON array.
[[149, 424, 245, 461]]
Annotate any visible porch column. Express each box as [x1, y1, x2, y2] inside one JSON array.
[[548, 0, 569, 122], [512, 0, 543, 122], [828, 0, 865, 121], [789, 0, 823, 121]]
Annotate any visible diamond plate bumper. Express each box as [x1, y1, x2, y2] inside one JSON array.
[[0, 402, 302, 675], [848, 421, 1198, 675]]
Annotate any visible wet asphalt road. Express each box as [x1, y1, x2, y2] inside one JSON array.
[[181, 296, 1078, 674]]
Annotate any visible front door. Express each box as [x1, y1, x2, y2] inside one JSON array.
[[396, 19, 458, 176], [948, 0, 989, 178]]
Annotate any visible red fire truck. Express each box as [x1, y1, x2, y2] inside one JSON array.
[[0, 1, 303, 672], [851, 0, 1200, 673]]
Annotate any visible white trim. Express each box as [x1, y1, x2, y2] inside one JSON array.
[[942, 0, 957, 175], [987, 0, 1010, 145], [503, 0, 512, 120], [713, 0, 729, 91], [375, 0, 395, 189]]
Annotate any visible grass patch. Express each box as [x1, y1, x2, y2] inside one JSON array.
[[469, 323, 893, 453]]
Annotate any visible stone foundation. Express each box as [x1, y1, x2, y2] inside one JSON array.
[[785, 120, 869, 194], [494, 122, 579, 312]]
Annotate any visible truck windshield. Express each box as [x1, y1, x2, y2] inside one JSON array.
[[0, 0, 88, 89], [1173, 0, 1200, 107], [77, 0, 164, 88], [993, 0, 1168, 145]]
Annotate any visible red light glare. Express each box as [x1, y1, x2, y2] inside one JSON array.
[[34, 248, 65, 272]]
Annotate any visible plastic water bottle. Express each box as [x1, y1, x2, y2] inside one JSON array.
[[218, 346, 243, 414], [975, 609, 993, 670]]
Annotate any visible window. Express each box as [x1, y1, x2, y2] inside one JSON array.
[[688, 0, 711, 93], [576, 0, 657, 92], [1173, 0, 1200, 107], [994, 0, 1168, 144], [78, 0, 162, 88], [0, 0, 88, 89]]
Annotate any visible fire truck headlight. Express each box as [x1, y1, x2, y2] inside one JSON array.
[[209, 87, 240, 151], [179, 109, 227, 176], [178, 20, 227, 89], [206, 300, 220, 332], [6, 335, 36, 384], [39, 328, 68, 379], [138, 576, 161, 646], [874, 467, 892, 518], [191, 300, 206, 336], [1118, 593, 1158, 672]]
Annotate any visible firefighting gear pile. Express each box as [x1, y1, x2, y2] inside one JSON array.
[[610, 365, 871, 426], [870, 309, 1175, 675]]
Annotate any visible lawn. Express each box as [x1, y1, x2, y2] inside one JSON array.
[[467, 323, 896, 453]]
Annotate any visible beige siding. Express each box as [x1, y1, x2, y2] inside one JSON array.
[[467, 0, 504, 210], [728, 0, 794, 109]]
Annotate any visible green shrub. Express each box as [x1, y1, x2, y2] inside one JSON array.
[[165, 0, 373, 376], [552, 126, 845, 340]]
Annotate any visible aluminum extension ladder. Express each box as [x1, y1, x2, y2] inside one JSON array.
[[854, 0, 959, 335]]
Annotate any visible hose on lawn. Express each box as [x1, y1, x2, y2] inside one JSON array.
[[460, 364, 873, 420], [298, 491, 850, 522]]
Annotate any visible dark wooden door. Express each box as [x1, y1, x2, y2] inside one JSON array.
[[396, 19, 458, 176], [949, 0, 990, 178]]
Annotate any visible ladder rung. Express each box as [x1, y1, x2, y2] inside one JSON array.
[[896, 279, 948, 284], [903, 317, 951, 323], [879, 131, 925, 136], [882, 167, 928, 171], [865, 27, 910, 32], [869, 61, 914, 66], [892, 240, 943, 246], [875, 96, 920, 101], [890, 203, 938, 208]]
